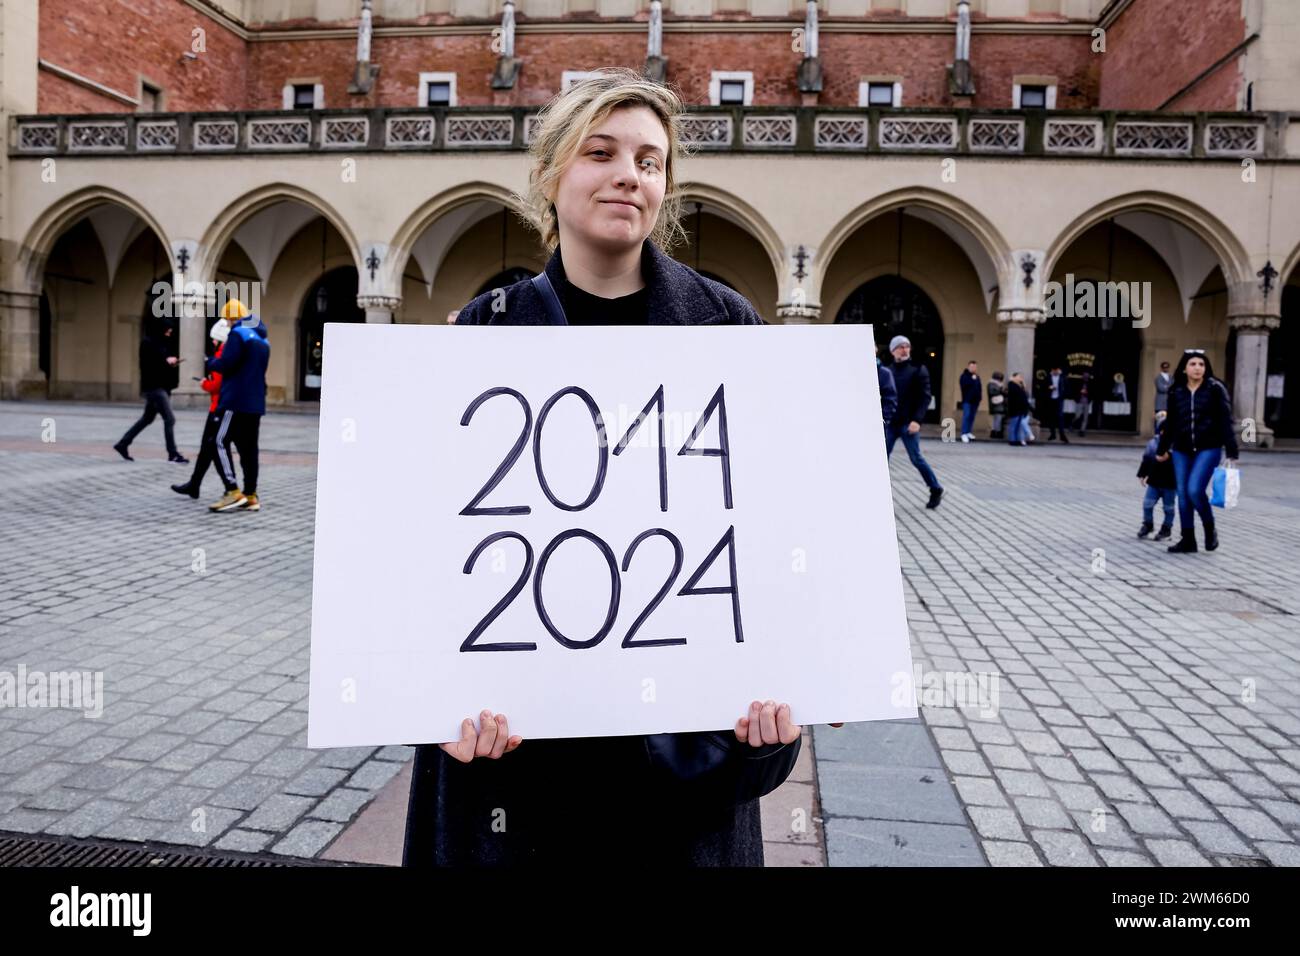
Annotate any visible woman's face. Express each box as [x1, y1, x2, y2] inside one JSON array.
[[1186, 357, 1206, 381], [553, 105, 668, 255]]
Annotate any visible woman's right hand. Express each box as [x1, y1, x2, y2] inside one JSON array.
[[439, 710, 522, 763]]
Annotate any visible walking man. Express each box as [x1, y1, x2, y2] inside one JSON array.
[[114, 315, 188, 464], [206, 302, 270, 513], [882, 335, 943, 509], [959, 360, 981, 443]]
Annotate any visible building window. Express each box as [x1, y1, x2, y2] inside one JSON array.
[[1013, 80, 1057, 110], [562, 71, 602, 92], [139, 80, 163, 113], [283, 82, 324, 110], [419, 72, 457, 107], [858, 80, 902, 108], [709, 72, 753, 106]]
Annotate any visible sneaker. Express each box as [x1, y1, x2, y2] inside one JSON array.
[[925, 487, 944, 510], [171, 482, 200, 500], [960, 434, 971, 443], [113, 442, 133, 461], [1154, 526, 1172, 541], [239, 493, 261, 512], [169, 454, 189, 464], [209, 489, 246, 513]]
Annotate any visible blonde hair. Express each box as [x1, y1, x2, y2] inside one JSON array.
[[516, 67, 692, 256]]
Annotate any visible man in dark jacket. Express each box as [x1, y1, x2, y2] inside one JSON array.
[[877, 355, 898, 427], [881, 335, 943, 508], [114, 316, 188, 463], [206, 310, 269, 513], [1038, 364, 1069, 442], [404, 236, 803, 868], [958, 360, 981, 443]]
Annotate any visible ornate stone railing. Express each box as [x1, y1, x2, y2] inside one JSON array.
[[9, 107, 1290, 160]]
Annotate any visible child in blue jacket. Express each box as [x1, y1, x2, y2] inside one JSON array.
[[1137, 413, 1176, 540]]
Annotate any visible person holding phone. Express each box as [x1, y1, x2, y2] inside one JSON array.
[[402, 68, 823, 868]]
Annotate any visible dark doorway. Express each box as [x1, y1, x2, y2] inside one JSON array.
[[1034, 297, 1143, 433], [299, 267, 364, 401], [835, 275, 945, 423]]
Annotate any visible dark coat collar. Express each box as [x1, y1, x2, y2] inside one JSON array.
[[542, 238, 727, 326]]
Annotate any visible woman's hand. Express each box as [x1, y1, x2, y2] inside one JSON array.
[[439, 710, 522, 763], [1155, 452, 1169, 462], [735, 700, 801, 747]]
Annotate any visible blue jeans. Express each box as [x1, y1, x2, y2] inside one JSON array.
[[885, 423, 942, 490], [1171, 448, 1221, 531], [960, 402, 977, 435], [1006, 414, 1029, 444], [1142, 485, 1175, 527]]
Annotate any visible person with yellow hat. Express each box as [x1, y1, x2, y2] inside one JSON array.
[[205, 302, 270, 513]]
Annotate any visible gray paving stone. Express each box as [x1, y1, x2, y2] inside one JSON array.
[[826, 817, 984, 867], [1098, 849, 1155, 867], [1031, 829, 1099, 867], [1114, 802, 1182, 837], [1218, 806, 1289, 841], [308, 788, 374, 823], [967, 807, 1026, 841], [1145, 839, 1213, 867], [1014, 796, 1073, 829], [1180, 821, 1257, 858], [241, 794, 316, 832], [271, 820, 344, 858], [214, 828, 274, 854], [981, 840, 1041, 866]]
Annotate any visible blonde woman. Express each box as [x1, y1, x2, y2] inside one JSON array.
[[403, 69, 807, 867]]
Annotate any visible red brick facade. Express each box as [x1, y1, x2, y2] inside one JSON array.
[[31, 1, 1233, 115], [39, 0, 248, 113], [1098, 0, 1246, 110]]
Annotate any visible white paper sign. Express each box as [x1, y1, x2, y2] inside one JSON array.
[[307, 324, 916, 747]]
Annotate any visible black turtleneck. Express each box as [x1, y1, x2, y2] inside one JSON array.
[[558, 281, 650, 326]]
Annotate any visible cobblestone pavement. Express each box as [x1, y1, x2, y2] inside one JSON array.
[[0, 401, 411, 857], [875, 434, 1300, 867], [1, 402, 1298, 865]]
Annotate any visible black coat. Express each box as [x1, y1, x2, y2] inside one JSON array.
[[959, 370, 981, 407], [403, 238, 801, 868], [138, 326, 177, 393], [885, 359, 932, 426], [1005, 381, 1030, 417], [1156, 377, 1239, 459]]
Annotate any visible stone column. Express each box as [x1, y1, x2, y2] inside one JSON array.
[[0, 288, 45, 399], [171, 285, 209, 408], [998, 308, 1042, 381], [1228, 312, 1279, 450], [359, 295, 400, 323]]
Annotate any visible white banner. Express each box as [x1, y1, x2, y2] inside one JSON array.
[[307, 324, 916, 747]]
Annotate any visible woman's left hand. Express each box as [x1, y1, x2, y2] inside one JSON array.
[[735, 699, 801, 747]]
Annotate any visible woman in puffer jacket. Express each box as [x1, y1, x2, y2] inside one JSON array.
[[1155, 349, 1238, 553]]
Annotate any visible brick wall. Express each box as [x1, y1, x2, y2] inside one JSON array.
[[39, 0, 248, 113], [249, 29, 1098, 108], [1098, 0, 1246, 110]]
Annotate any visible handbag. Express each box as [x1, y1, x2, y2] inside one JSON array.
[[1210, 462, 1240, 509]]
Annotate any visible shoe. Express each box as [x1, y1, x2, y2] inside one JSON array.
[[239, 493, 261, 512], [169, 454, 189, 464], [171, 482, 200, 500], [1048, 431, 1057, 441], [925, 487, 944, 510], [209, 489, 247, 513], [1167, 532, 1197, 553], [1204, 522, 1218, 551], [1154, 525, 1172, 541], [1060, 434, 1070, 444], [961, 434, 971, 443], [113, 442, 133, 461], [1137, 522, 1153, 539]]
